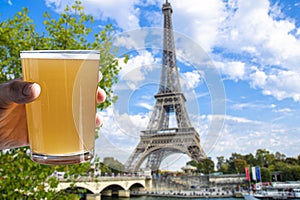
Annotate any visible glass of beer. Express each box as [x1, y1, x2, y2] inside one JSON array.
[[21, 50, 100, 165]]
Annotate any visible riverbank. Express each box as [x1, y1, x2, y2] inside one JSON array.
[[131, 190, 244, 199]]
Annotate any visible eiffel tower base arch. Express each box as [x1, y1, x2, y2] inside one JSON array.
[[125, 128, 206, 173]]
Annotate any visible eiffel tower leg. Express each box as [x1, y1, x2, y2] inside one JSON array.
[[146, 150, 165, 171], [147, 100, 170, 130], [187, 138, 207, 162], [124, 141, 146, 173]]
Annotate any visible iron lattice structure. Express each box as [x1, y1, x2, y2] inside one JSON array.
[[125, 0, 207, 173]]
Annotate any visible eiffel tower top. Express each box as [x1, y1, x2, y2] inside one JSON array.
[[162, 0, 172, 13], [158, 0, 183, 96]]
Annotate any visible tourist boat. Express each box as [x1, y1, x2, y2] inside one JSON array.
[[244, 182, 300, 199]]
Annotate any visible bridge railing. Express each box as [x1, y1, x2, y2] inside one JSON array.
[[56, 175, 149, 182]]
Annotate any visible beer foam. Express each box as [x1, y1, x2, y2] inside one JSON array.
[[20, 50, 100, 60]]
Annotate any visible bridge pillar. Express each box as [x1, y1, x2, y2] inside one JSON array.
[[101, 190, 112, 197], [145, 178, 153, 190], [86, 193, 101, 200], [118, 190, 130, 198]]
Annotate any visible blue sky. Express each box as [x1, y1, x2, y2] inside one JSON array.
[[1, 0, 300, 171]]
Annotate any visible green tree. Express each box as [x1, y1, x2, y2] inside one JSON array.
[[285, 157, 298, 165], [0, 1, 124, 198], [225, 153, 245, 174], [0, 148, 60, 199], [244, 153, 256, 166], [255, 149, 274, 168], [0, 8, 36, 82], [216, 156, 229, 173], [274, 161, 300, 181], [218, 163, 229, 174], [274, 151, 286, 161], [214, 150, 300, 181], [291, 165, 300, 181], [261, 167, 272, 182], [234, 159, 247, 174], [216, 156, 225, 171], [186, 160, 198, 168], [186, 159, 214, 174], [199, 158, 215, 174]]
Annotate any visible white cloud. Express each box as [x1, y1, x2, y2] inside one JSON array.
[[171, 0, 226, 52], [224, 115, 261, 124], [45, 0, 141, 30], [249, 67, 267, 88], [181, 71, 202, 90], [213, 0, 300, 102], [95, 107, 150, 162], [216, 61, 245, 81], [297, 28, 300, 35], [249, 67, 300, 102], [198, 114, 299, 159], [260, 70, 300, 101], [44, 0, 64, 9], [115, 34, 141, 50], [136, 102, 153, 110], [118, 51, 159, 83], [273, 108, 293, 113], [231, 102, 275, 111], [204, 114, 261, 127]]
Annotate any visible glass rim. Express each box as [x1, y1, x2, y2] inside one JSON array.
[[20, 50, 100, 60]]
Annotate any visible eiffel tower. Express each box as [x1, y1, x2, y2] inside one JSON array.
[[124, 0, 207, 173]]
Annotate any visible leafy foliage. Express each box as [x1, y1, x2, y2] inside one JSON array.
[[0, 0, 125, 198], [186, 158, 215, 174], [215, 149, 300, 182], [234, 159, 247, 174], [187, 149, 300, 183], [0, 148, 62, 198], [0, 8, 35, 82]]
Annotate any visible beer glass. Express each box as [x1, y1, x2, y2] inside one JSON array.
[[21, 50, 100, 165]]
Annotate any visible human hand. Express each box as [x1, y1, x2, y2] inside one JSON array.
[[0, 78, 106, 150]]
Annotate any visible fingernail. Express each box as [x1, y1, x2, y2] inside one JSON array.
[[31, 83, 41, 99], [22, 83, 41, 99]]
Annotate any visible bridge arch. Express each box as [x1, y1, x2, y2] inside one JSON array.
[[128, 182, 144, 191], [101, 184, 125, 192], [61, 186, 94, 194]]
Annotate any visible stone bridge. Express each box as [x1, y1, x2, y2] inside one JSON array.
[[55, 176, 152, 199]]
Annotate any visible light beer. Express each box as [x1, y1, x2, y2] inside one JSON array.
[[21, 50, 99, 164]]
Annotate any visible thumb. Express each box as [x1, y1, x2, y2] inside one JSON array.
[[0, 79, 41, 105]]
